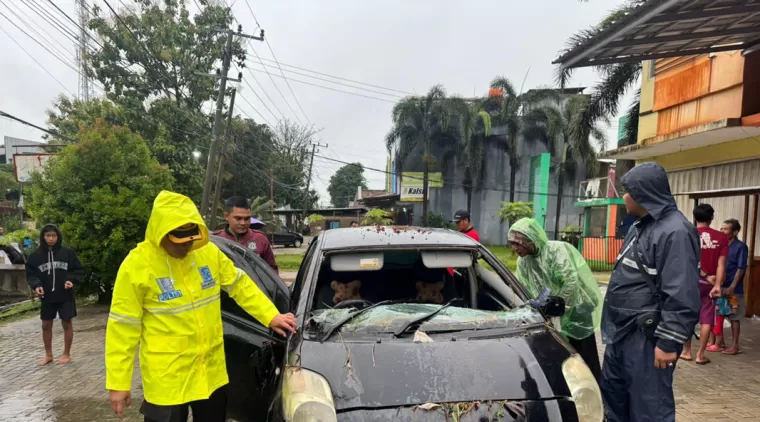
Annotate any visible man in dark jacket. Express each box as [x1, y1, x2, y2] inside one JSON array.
[[213, 196, 279, 273], [26, 224, 84, 365], [600, 162, 700, 422]]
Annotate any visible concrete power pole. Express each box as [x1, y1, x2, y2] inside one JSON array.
[[208, 89, 237, 228], [302, 142, 327, 226], [76, 0, 92, 101], [200, 27, 264, 222]]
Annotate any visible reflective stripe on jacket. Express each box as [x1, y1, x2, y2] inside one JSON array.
[[105, 191, 279, 405]]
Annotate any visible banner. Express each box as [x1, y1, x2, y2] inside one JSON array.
[[400, 172, 443, 202]]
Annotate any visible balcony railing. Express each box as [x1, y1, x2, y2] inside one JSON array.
[[577, 177, 618, 201]]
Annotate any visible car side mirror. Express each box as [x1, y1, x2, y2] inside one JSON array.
[[541, 296, 566, 317]]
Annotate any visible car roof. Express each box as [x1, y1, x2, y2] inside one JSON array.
[[318, 226, 480, 251]]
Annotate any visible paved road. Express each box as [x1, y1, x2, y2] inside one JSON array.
[[2, 298, 760, 421]]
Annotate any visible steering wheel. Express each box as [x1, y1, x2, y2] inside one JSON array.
[[333, 299, 374, 310]]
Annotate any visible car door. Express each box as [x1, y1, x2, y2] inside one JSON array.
[[211, 236, 290, 421]]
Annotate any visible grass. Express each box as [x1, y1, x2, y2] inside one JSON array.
[[0, 300, 40, 324], [275, 246, 519, 272]]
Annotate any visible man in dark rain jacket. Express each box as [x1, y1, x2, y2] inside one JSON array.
[[26, 224, 85, 366], [600, 162, 700, 422]]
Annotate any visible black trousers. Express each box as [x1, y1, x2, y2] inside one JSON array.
[[141, 386, 227, 422], [568, 334, 602, 382], [600, 330, 681, 422]]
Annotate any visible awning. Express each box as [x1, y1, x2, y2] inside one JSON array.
[[601, 116, 760, 160], [682, 186, 760, 199], [554, 0, 760, 69]]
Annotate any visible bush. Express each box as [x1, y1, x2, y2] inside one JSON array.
[[498, 201, 534, 225], [427, 212, 454, 229], [26, 120, 173, 302], [361, 209, 393, 226]]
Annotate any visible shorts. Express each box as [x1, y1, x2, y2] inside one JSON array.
[[40, 300, 77, 321], [729, 294, 746, 322], [698, 281, 715, 325]]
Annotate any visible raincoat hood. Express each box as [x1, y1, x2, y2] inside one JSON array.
[[508, 218, 548, 253], [621, 162, 676, 220], [39, 224, 63, 251], [144, 191, 209, 252]]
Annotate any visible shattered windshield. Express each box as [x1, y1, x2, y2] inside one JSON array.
[[310, 304, 543, 335]]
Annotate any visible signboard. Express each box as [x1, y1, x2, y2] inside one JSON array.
[[14, 154, 55, 183], [400, 172, 443, 202]]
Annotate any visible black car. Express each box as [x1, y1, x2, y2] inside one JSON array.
[[269, 226, 304, 248], [212, 228, 604, 422]]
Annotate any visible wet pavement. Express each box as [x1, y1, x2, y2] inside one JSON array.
[[2, 298, 760, 421]]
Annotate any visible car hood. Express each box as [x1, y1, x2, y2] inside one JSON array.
[[296, 328, 573, 411]]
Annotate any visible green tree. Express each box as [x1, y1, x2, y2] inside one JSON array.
[[26, 119, 173, 303], [221, 119, 275, 201], [328, 163, 368, 208], [386, 85, 459, 225], [556, 1, 645, 184], [0, 164, 18, 199], [361, 209, 393, 226], [498, 201, 534, 225], [450, 99, 492, 213], [485, 78, 561, 202], [81, 0, 243, 199]]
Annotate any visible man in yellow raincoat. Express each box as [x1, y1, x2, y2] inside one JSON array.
[[105, 191, 297, 422], [508, 217, 603, 380]]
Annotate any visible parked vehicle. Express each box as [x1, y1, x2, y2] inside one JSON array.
[[269, 226, 304, 248], [213, 227, 603, 422]]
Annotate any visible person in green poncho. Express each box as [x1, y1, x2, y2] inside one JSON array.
[[508, 217, 603, 380]]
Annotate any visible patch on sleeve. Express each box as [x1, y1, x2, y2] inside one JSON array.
[[199, 266, 217, 290]]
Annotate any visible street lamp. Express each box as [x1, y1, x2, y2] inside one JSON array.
[[192, 150, 201, 160]]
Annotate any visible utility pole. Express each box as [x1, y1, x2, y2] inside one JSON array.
[[302, 142, 327, 226], [200, 26, 264, 223], [553, 142, 568, 240], [209, 88, 237, 228], [76, 0, 92, 101]]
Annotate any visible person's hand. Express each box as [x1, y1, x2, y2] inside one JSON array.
[[723, 286, 735, 297], [109, 390, 131, 421], [269, 313, 297, 336], [64, 281, 73, 289], [706, 275, 717, 284], [710, 284, 722, 299], [654, 347, 677, 369], [34, 287, 44, 297]]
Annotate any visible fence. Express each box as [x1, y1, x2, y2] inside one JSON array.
[[578, 236, 625, 272]]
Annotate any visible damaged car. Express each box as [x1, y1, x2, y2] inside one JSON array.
[[214, 227, 604, 422]]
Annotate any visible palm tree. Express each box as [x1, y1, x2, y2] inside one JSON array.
[[485, 77, 561, 202], [386, 85, 458, 225], [521, 95, 608, 236], [450, 98, 492, 213], [556, 1, 645, 185]]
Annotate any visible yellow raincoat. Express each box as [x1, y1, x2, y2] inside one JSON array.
[[105, 191, 280, 406]]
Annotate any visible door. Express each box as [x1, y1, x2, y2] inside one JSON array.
[[329, 221, 340, 230], [211, 237, 291, 420]]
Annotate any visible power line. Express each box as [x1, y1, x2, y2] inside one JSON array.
[[234, 62, 287, 123], [245, 67, 398, 103], [0, 25, 74, 96], [246, 59, 404, 98], [0, 2, 77, 71], [0, 109, 76, 142], [244, 38, 304, 125]]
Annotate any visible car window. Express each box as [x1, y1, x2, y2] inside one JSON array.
[[308, 248, 544, 336], [291, 235, 318, 304], [212, 237, 290, 324]]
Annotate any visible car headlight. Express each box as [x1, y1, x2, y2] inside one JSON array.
[[282, 367, 338, 422], [562, 355, 604, 422]]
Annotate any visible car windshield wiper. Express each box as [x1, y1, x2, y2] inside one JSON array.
[[393, 299, 460, 337], [320, 299, 402, 343]]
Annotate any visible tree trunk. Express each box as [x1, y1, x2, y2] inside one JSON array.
[[509, 158, 517, 203], [422, 159, 430, 226], [553, 143, 568, 240], [466, 186, 472, 214]]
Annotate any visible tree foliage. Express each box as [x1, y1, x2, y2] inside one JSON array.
[[361, 209, 393, 226], [498, 201, 534, 225], [267, 120, 320, 209], [26, 120, 173, 300], [328, 163, 367, 208]]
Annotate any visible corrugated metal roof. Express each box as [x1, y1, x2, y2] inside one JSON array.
[[554, 0, 760, 68]]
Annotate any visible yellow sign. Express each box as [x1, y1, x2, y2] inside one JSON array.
[[400, 172, 443, 202]]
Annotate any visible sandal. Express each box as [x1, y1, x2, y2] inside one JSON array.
[[679, 354, 693, 361], [722, 348, 741, 355], [706, 345, 724, 353], [695, 357, 711, 365]]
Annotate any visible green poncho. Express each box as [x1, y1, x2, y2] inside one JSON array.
[[509, 218, 603, 340]]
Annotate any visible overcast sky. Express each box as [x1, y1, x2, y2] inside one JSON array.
[[0, 0, 632, 205]]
